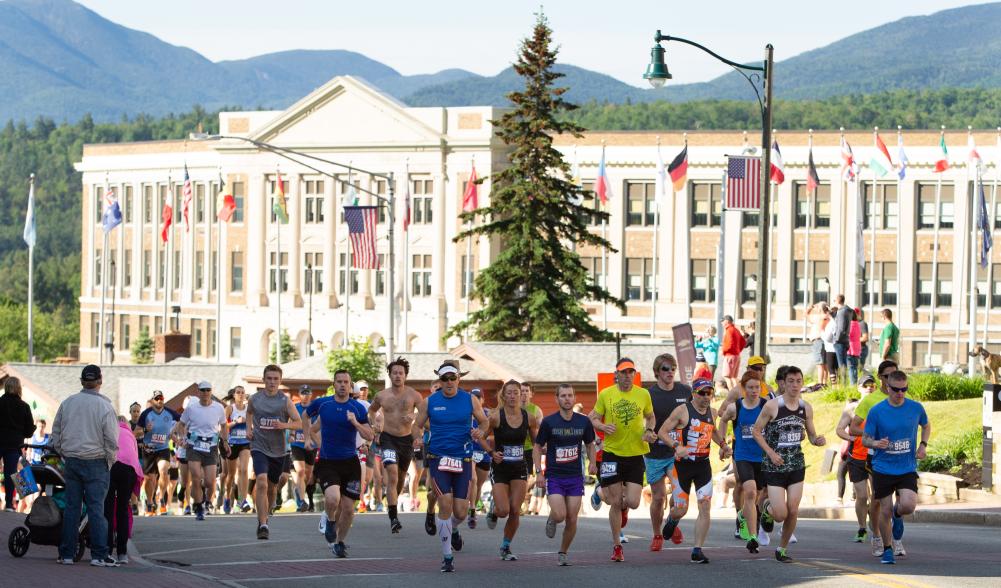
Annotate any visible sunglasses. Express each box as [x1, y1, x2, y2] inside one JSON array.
[[659, 365, 676, 372], [694, 389, 713, 397], [749, 365, 764, 371], [888, 384, 908, 393], [879, 372, 893, 379], [440, 375, 458, 382]]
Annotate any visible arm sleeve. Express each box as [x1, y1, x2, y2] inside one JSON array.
[[918, 405, 928, 427], [137, 407, 153, 427], [21, 403, 36, 439], [104, 408, 120, 465]]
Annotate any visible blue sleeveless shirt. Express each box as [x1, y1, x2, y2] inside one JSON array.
[[427, 389, 473, 458]]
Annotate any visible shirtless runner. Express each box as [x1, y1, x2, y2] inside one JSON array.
[[368, 357, 424, 533]]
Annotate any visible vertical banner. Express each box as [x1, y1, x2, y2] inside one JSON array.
[[672, 322, 697, 386]]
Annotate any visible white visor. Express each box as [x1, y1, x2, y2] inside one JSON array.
[[437, 365, 459, 377]]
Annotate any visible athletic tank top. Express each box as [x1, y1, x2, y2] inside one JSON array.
[[495, 408, 529, 462], [678, 402, 714, 462], [427, 390, 474, 458], [762, 396, 807, 473], [249, 390, 291, 458], [228, 404, 249, 445], [733, 397, 765, 463], [290, 403, 310, 448]]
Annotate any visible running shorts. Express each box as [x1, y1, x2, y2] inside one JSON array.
[[472, 449, 492, 472], [252, 450, 291, 484], [291, 446, 317, 464], [847, 456, 870, 483], [734, 460, 766, 491], [673, 458, 713, 504], [765, 467, 806, 489], [643, 456, 676, 485], [598, 452, 646, 488], [871, 471, 918, 500], [547, 475, 584, 497], [491, 459, 528, 485], [379, 432, 414, 473], [143, 449, 170, 475], [315, 457, 362, 500], [427, 456, 472, 500]]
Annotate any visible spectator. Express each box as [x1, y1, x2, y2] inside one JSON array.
[[741, 324, 755, 354], [847, 308, 861, 385], [106, 415, 143, 564], [833, 297, 853, 382], [857, 308, 870, 369], [879, 308, 900, 364], [27, 419, 50, 464], [720, 315, 746, 389], [822, 309, 839, 385], [696, 326, 720, 374], [50, 364, 120, 567], [0, 377, 35, 511], [807, 303, 831, 385]]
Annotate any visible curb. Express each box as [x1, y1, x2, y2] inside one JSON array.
[[798, 506, 1001, 527]]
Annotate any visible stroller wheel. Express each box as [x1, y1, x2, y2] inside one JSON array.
[[8, 527, 29, 557], [74, 523, 88, 562]]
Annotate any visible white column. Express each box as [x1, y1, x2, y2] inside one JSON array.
[[323, 175, 337, 308], [248, 173, 268, 307]]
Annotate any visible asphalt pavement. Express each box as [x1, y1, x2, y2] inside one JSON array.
[[124, 509, 1001, 588]]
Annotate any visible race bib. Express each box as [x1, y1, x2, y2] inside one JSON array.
[[777, 429, 803, 448], [191, 435, 215, 453], [887, 438, 911, 454], [740, 424, 754, 440], [293, 430, 305, 444], [383, 448, 398, 463], [502, 445, 525, 462], [555, 445, 579, 464], [472, 450, 485, 463], [600, 461, 617, 478], [438, 456, 463, 473], [259, 418, 281, 430], [231, 428, 246, 439], [151, 433, 168, 445]]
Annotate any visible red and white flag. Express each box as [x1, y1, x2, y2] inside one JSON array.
[[344, 205, 379, 269], [725, 155, 761, 211], [770, 140, 785, 184], [462, 163, 478, 212]]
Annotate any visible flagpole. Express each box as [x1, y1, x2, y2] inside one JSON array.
[[968, 126, 979, 376], [276, 170, 283, 365], [345, 180, 351, 349], [955, 128, 970, 365], [601, 141, 609, 332], [26, 174, 35, 363], [928, 127, 944, 367], [715, 167, 726, 342], [766, 130, 776, 344], [464, 158, 474, 342], [216, 174, 223, 363], [984, 127, 1000, 346], [99, 176, 109, 364], [896, 127, 903, 344], [163, 172, 172, 334], [402, 162, 410, 352], [868, 127, 877, 326], [804, 130, 816, 337], [651, 137, 661, 339]]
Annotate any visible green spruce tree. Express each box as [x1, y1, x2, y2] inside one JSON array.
[[449, 12, 621, 341], [131, 326, 154, 364], [268, 330, 298, 363]]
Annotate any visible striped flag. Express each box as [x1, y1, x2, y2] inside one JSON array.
[[182, 165, 193, 231], [869, 132, 894, 177], [272, 171, 289, 223], [807, 146, 821, 192], [935, 135, 949, 173], [161, 202, 172, 243], [897, 132, 909, 180], [770, 140, 785, 184], [668, 145, 688, 191], [595, 146, 611, 205], [216, 172, 236, 222], [979, 171, 993, 268], [725, 155, 761, 211], [344, 206, 379, 269]]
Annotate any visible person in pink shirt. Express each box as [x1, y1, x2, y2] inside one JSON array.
[[847, 308, 862, 386], [106, 416, 143, 564]]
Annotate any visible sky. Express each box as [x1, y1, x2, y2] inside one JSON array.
[[75, 0, 985, 87]]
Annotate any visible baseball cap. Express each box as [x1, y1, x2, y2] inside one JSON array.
[[747, 355, 767, 367], [151, 390, 165, 400], [692, 378, 714, 393], [615, 358, 636, 372], [357, 380, 369, 389], [299, 385, 313, 394], [695, 351, 706, 363], [470, 388, 483, 398], [80, 364, 102, 382], [858, 372, 876, 387], [197, 380, 212, 390]]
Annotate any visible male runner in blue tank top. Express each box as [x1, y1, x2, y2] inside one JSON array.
[[717, 371, 767, 553], [412, 360, 489, 573], [135, 390, 179, 516], [312, 368, 373, 558]]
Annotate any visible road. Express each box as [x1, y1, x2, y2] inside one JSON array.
[[131, 510, 1001, 588]]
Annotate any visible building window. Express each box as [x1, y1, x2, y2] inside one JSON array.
[[195, 183, 206, 223], [304, 252, 323, 293], [232, 181, 245, 223], [976, 263, 1001, 307], [793, 260, 829, 305], [230, 251, 243, 292], [172, 250, 181, 289], [192, 319, 202, 356], [376, 254, 387, 296], [794, 182, 832, 229], [863, 261, 898, 306], [411, 254, 432, 297], [691, 183, 722, 228], [304, 179, 325, 223], [194, 252, 204, 290], [91, 313, 100, 347], [107, 250, 117, 286], [460, 255, 476, 298], [269, 251, 288, 293], [230, 327, 241, 358], [143, 185, 153, 224], [94, 186, 102, 223], [374, 179, 388, 223], [174, 185, 183, 224], [580, 255, 605, 289], [741, 259, 778, 303], [142, 250, 151, 288], [912, 341, 950, 368], [210, 250, 218, 291], [94, 249, 102, 287], [122, 185, 133, 223], [862, 182, 898, 229], [268, 176, 289, 223], [916, 262, 951, 307], [154, 316, 163, 335], [624, 257, 653, 301], [123, 249, 132, 287], [338, 253, 359, 295], [690, 259, 716, 302], [411, 178, 434, 225], [157, 251, 165, 289], [120, 318, 130, 351], [625, 182, 656, 227], [917, 183, 954, 229], [207, 320, 216, 357]]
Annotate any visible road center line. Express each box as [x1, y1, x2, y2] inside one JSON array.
[[239, 573, 397, 582], [794, 559, 941, 588], [143, 540, 289, 557], [193, 557, 404, 567]]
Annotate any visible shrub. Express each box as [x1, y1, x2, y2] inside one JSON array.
[[918, 427, 983, 473], [907, 373, 984, 401], [817, 384, 859, 403]]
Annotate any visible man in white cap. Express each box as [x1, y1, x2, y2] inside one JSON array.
[[173, 380, 230, 522]]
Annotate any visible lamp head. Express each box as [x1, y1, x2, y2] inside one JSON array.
[[644, 41, 671, 88]]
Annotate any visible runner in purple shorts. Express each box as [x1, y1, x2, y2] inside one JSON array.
[[534, 384, 597, 567]]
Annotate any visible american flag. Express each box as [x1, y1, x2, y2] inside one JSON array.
[[725, 155, 761, 211], [182, 164, 193, 231], [344, 205, 380, 269]]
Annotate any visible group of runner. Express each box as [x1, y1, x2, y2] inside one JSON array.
[[124, 349, 930, 571]]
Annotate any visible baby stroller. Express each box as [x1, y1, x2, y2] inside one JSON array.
[[7, 444, 89, 561]]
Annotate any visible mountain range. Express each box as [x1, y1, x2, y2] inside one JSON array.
[[1, 0, 999, 122]]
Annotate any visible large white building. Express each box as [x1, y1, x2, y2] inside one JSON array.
[[76, 75, 1000, 368]]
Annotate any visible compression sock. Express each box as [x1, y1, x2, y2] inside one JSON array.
[[388, 505, 398, 520], [306, 483, 316, 507], [437, 517, 453, 557], [501, 537, 512, 550]]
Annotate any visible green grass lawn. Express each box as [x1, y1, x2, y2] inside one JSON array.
[[712, 397, 981, 484]]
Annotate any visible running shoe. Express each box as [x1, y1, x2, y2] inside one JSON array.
[[318, 514, 327, 535], [324, 520, 338, 545], [546, 517, 558, 539], [619, 532, 629, 544], [257, 524, 269, 540], [746, 538, 759, 554], [558, 552, 571, 566], [854, 528, 867, 543], [500, 546, 518, 561], [737, 512, 752, 541], [789, 533, 798, 544], [590, 486, 602, 511], [759, 500, 775, 533], [467, 511, 477, 529], [487, 497, 498, 530], [195, 509, 205, 521], [297, 502, 309, 513], [892, 510, 905, 541], [56, 558, 74, 565], [90, 556, 119, 567], [391, 518, 403, 534], [441, 556, 455, 573], [358, 501, 367, 513], [333, 542, 347, 558], [425, 512, 437, 536], [620, 508, 629, 529], [650, 534, 664, 552], [131, 503, 139, 516], [734, 517, 742, 539], [451, 529, 463, 552], [775, 547, 792, 563], [117, 555, 129, 564], [183, 504, 191, 516], [871, 535, 883, 557], [881, 547, 895, 565], [690, 548, 709, 564], [893, 539, 906, 557], [159, 504, 167, 515], [757, 528, 771, 546], [223, 499, 232, 515], [375, 503, 384, 513], [671, 525, 684, 545], [240, 501, 252, 513], [611, 544, 624, 562]]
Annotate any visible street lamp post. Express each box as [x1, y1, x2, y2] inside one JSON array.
[[190, 133, 397, 364], [644, 31, 774, 358]]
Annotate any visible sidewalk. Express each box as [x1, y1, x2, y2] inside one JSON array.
[[0, 511, 222, 587], [798, 497, 1001, 527]]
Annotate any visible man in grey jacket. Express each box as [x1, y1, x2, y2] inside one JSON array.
[[50, 364, 119, 567]]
